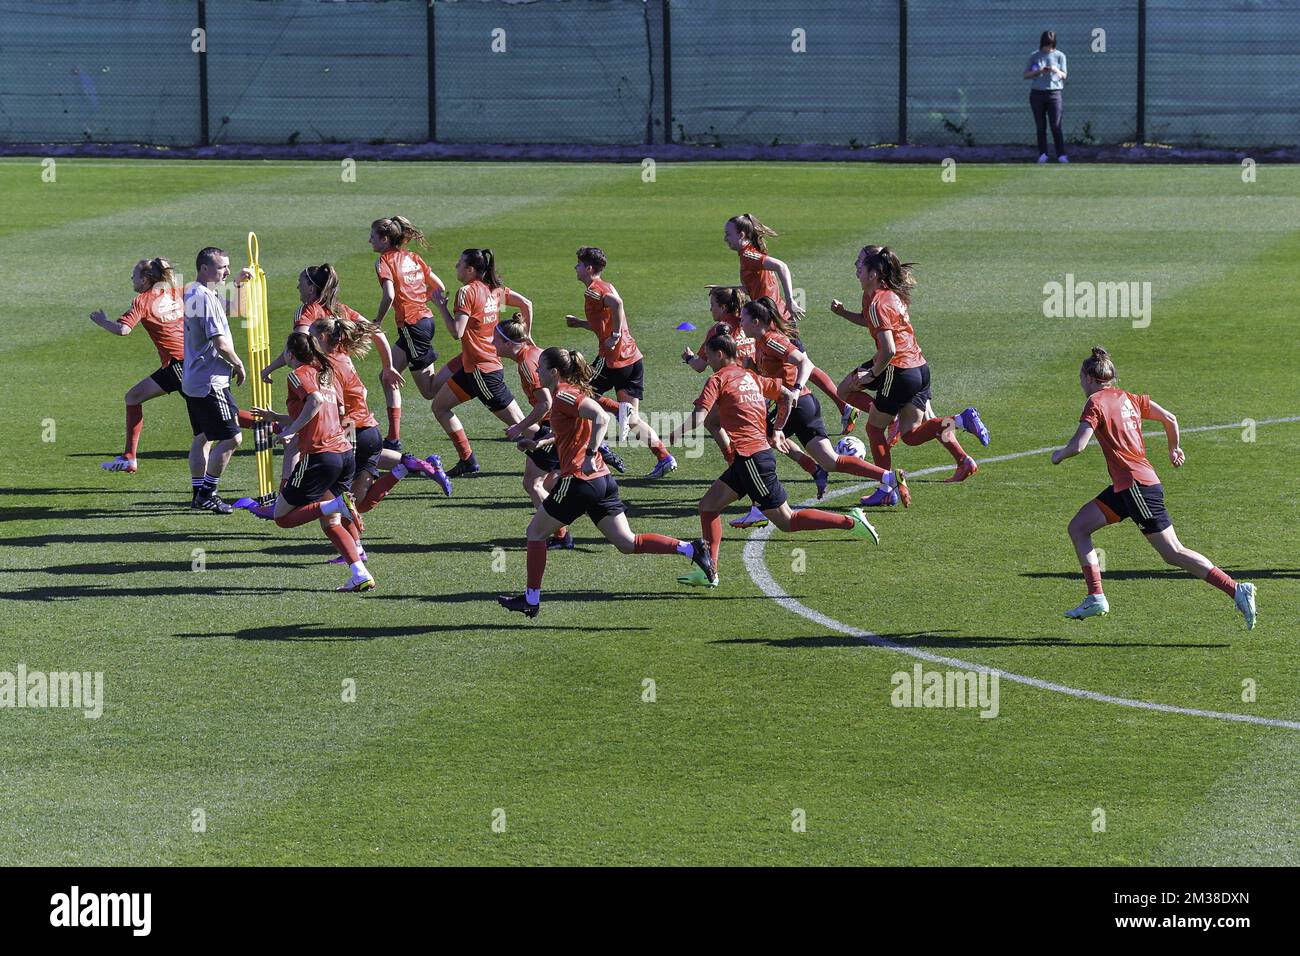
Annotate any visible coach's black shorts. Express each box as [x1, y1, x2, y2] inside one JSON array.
[[542, 473, 627, 526], [150, 358, 184, 394], [768, 392, 827, 447], [870, 362, 932, 416], [395, 317, 438, 371], [719, 448, 788, 511], [282, 450, 356, 508], [590, 357, 645, 400], [354, 425, 383, 478], [1094, 482, 1172, 535], [525, 424, 561, 473], [184, 386, 240, 441], [450, 365, 514, 412]]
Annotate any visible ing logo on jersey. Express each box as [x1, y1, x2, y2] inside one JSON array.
[[1121, 396, 1140, 430]]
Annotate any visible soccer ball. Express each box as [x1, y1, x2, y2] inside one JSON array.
[[835, 435, 866, 458]]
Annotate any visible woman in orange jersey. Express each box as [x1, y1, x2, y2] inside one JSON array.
[[565, 246, 676, 478], [430, 248, 530, 477], [833, 245, 989, 505], [92, 257, 186, 473], [1051, 347, 1256, 628], [497, 348, 715, 619], [249, 332, 373, 593], [681, 286, 756, 472], [724, 213, 857, 434], [665, 334, 879, 589], [370, 216, 444, 449]]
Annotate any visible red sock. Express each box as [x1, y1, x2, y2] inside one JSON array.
[[124, 404, 143, 458], [809, 366, 847, 414], [386, 406, 401, 443], [790, 449, 820, 476], [345, 518, 362, 545], [1082, 563, 1104, 595], [596, 395, 621, 414], [865, 424, 891, 469], [360, 472, 400, 512], [323, 522, 360, 563], [275, 502, 325, 528], [236, 409, 256, 429], [526, 540, 548, 589], [633, 533, 680, 555], [650, 441, 670, 461], [1205, 567, 1237, 597], [450, 428, 473, 461], [845, 391, 875, 413], [903, 417, 967, 463], [700, 511, 722, 568], [789, 509, 854, 532], [834, 454, 887, 481]]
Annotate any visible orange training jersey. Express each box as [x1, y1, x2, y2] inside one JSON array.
[[375, 250, 443, 327], [864, 289, 924, 369], [738, 243, 791, 322], [698, 314, 755, 364], [516, 343, 547, 416], [296, 300, 364, 331], [287, 362, 351, 455], [694, 364, 786, 458], [453, 280, 508, 373], [330, 348, 379, 431], [584, 278, 642, 368], [752, 329, 807, 395], [1080, 387, 1160, 491], [120, 286, 184, 365], [550, 383, 609, 480]]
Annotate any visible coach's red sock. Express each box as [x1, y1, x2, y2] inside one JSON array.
[[1082, 563, 1104, 595], [865, 424, 891, 469], [323, 522, 360, 563], [834, 454, 887, 481], [809, 367, 847, 414], [449, 428, 473, 462], [1205, 567, 1238, 598], [526, 540, 548, 589], [790, 450, 820, 476], [124, 404, 144, 458], [903, 417, 968, 463], [596, 395, 621, 414], [789, 509, 855, 532], [275, 502, 325, 529], [236, 409, 256, 429], [386, 406, 401, 443], [360, 473, 400, 512], [845, 391, 875, 413], [633, 533, 680, 555], [701, 511, 723, 567]]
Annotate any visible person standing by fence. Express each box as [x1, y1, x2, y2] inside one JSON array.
[[1024, 30, 1068, 163]]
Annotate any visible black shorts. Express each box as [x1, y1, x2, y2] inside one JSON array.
[[542, 473, 627, 526], [590, 357, 645, 400], [769, 392, 827, 447], [395, 317, 438, 371], [871, 362, 932, 416], [184, 387, 240, 441], [450, 365, 514, 412], [1094, 482, 1172, 535], [525, 424, 561, 473], [354, 425, 383, 478], [149, 358, 184, 394], [281, 450, 357, 507], [719, 448, 788, 511]]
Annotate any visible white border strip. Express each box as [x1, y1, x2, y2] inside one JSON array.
[[742, 415, 1300, 730]]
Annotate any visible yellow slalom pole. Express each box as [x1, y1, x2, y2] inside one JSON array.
[[244, 231, 274, 500]]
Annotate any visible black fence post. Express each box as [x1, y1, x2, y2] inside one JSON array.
[[197, 0, 209, 147], [662, 0, 673, 144], [898, 0, 907, 144], [1136, 0, 1146, 143], [427, 0, 437, 142]]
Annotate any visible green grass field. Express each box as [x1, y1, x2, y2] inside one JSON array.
[[1, 158, 1297, 865]]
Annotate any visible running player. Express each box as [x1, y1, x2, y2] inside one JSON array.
[[1051, 347, 1256, 628], [666, 333, 880, 589], [497, 347, 715, 618], [370, 216, 442, 450], [565, 246, 676, 478], [833, 245, 989, 505], [429, 248, 531, 476], [92, 257, 185, 473], [250, 331, 374, 593], [681, 286, 756, 486], [724, 213, 856, 433]]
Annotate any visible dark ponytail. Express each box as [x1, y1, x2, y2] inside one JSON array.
[[1081, 346, 1116, 384], [709, 285, 748, 316], [540, 346, 594, 395], [742, 295, 796, 338], [727, 214, 779, 253], [858, 245, 917, 304], [286, 330, 335, 389], [463, 248, 501, 289], [302, 263, 341, 315]]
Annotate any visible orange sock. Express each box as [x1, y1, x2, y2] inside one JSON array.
[[360, 473, 399, 512], [449, 428, 473, 461], [526, 540, 547, 589], [903, 418, 967, 463], [632, 533, 680, 555], [790, 450, 820, 476], [865, 424, 891, 469], [845, 391, 875, 413], [276, 502, 324, 529], [834, 454, 887, 481], [596, 395, 620, 414], [124, 404, 144, 458], [386, 406, 401, 443], [323, 522, 360, 563], [789, 509, 854, 532], [1083, 563, 1104, 595], [1205, 567, 1237, 597], [650, 441, 670, 461], [700, 511, 722, 567]]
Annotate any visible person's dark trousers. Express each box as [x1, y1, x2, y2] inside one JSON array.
[[1030, 89, 1065, 156]]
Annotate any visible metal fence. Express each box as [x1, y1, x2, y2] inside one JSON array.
[[1, 0, 1297, 148]]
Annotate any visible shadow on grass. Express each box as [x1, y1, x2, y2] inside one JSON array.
[[4, 557, 307, 576], [373, 588, 786, 605], [66, 450, 188, 461], [716, 629, 1231, 650], [1, 530, 272, 548], [175, 620, 650, 641], [1022, 569, 1299, 581], [0, 583, 321, 602]]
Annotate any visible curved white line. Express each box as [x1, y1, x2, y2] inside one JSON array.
[[742, 415, 1300, 730]]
